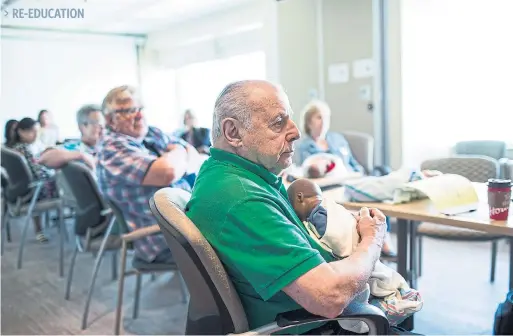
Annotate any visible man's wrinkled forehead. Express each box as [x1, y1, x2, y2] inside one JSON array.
[[251, 86, 292, 117], [110, 90, 140, 107]]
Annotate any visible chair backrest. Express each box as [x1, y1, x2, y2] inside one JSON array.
[[421, 155, 499, 182], [342, 131, 374, 174], [454, 140, 507, 160], [150, 188, 249, 335], [106, 198, 130, 234], [60, 162, 110, 236], [1, 147, 33, 202]]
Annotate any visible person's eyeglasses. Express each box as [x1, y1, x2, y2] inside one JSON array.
[[83, 121, 105, 127], [110, 106, 144, 115]]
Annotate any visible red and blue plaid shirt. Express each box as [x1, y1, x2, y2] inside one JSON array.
[[96, 126, 191, 262]]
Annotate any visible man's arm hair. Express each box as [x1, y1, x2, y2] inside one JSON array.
[[282, 236, 381, 318], [141, 146, 188, 186]]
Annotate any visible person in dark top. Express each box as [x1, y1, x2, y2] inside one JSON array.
[[12, 118, 58, 242], [180, 109, 211, 155], [4, 119, 18, 148]]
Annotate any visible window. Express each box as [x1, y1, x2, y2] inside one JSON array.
[[401, 0, 513, 166], [174, 51, 267, 129]]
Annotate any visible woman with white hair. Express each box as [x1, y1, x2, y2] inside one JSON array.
[[297, 100, 397, 259], [297, 100, 364, 173]]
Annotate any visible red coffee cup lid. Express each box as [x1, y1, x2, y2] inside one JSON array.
[[487, 179, 512, 188]]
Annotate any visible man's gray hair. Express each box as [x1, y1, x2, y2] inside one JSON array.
[[76, 104, 101, 125], [212, 80, 280, 143], [101, 85, 140, 115]]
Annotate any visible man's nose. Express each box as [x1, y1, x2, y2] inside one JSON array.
[[286, 119, 301, 142]]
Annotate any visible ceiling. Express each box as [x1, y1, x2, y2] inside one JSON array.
[[1, 0, 253, 35]]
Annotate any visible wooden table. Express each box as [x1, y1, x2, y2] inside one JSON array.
[[324, 184, 513, 289], [323, 184, 512, 331]]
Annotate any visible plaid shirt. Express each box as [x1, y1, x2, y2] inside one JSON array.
[[96, 126, 191, 262]]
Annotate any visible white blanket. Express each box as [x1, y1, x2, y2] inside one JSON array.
[[306, 199, 423, 332]]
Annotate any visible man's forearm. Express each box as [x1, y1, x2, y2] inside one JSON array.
[[329, 237, 382, 299], [39, 149, 83, 168], [162, 149, 188, 183]]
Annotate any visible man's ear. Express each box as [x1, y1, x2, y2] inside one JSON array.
[[105, 113, 117, 131], [221, 118, 243, 147], [297, 192, 304, 203]]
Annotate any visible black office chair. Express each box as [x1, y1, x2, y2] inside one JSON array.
[[60, 162, 120, 330], [60, 162, 187, 333], [1, 147, 66, 275], [150, 187, 390, 335]]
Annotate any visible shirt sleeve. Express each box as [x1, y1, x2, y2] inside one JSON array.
[[218, 197, 326, 301], [101, 140, 156, 186]]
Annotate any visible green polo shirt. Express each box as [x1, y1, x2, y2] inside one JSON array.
[[186, 148, 336, 334]]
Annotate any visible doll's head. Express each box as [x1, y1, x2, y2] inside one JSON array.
[[287, 179, 323, 221]]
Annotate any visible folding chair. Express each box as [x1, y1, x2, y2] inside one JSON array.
[[60, 162, 187, 332], [1, 147, 66, 276], [150, 187, 389, 335], [109, 199, 188, 335]]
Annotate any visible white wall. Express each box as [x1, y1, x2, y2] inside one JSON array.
[[142, 0, 268, 131], [0, 30, 140, 139], [401, 0, 513, 166]]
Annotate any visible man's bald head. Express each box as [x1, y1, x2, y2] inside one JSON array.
[[211, 79, 300, 175], [211, 80, 287, 143]]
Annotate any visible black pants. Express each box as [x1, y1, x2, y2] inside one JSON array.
[[304, 321, 421, 335]]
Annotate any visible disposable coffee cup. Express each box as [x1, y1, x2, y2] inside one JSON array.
[[487, 179, 512, 221]]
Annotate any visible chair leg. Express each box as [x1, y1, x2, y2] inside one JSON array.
[[81, 234, 112, 329], [59, 205, 65, 277], [132, 273, 142, 320], [17, 184, 42, 269], [65, 245, 79, 300], [178, 272, 188, 304], [44, 211, 50, 229], [418, 235, 423, 277], [111, 251, 118, 281], [490, 240, 498, 283], [1, 215, 8, 256], [114, 241, 128, 335], [5, 215, 11, 243], [17, 216, 34, 270]]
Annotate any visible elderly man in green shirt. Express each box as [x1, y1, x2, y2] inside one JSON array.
[[186, 80, 390, 335]]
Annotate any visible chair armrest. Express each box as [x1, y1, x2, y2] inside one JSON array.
[[372, 165, 392, 176], [122, 224, 161, 242], [240, 304, 389, 335]]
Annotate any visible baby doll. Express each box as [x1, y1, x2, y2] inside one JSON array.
[[287, 179, 423, 333]]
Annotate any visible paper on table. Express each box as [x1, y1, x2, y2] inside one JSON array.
[[404, 174, 479, 215]]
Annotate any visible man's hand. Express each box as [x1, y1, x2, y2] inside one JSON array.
[[355, 207, 387, 246]]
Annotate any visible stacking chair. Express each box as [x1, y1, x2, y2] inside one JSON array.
[[342, 131, 391, 176], [60, 162, 121, 329], [454, 140, 510, 179], [1, 147, 66, 276], [110, 199, 188, 335], [418, 156, 505, 282], [150, 187, 390, 335], [59, 162, 187, 333]]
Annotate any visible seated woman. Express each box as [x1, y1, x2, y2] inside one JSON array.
[[297, 100, 364, 173], [12, 117, 59, 243], [37, 109, 60, 148], [4, 119, 18, 148], [298, 100, 397, 259], [180, 109, 211, 155]]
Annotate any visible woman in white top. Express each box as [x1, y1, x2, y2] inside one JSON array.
[[37, 109, 60, 148]]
